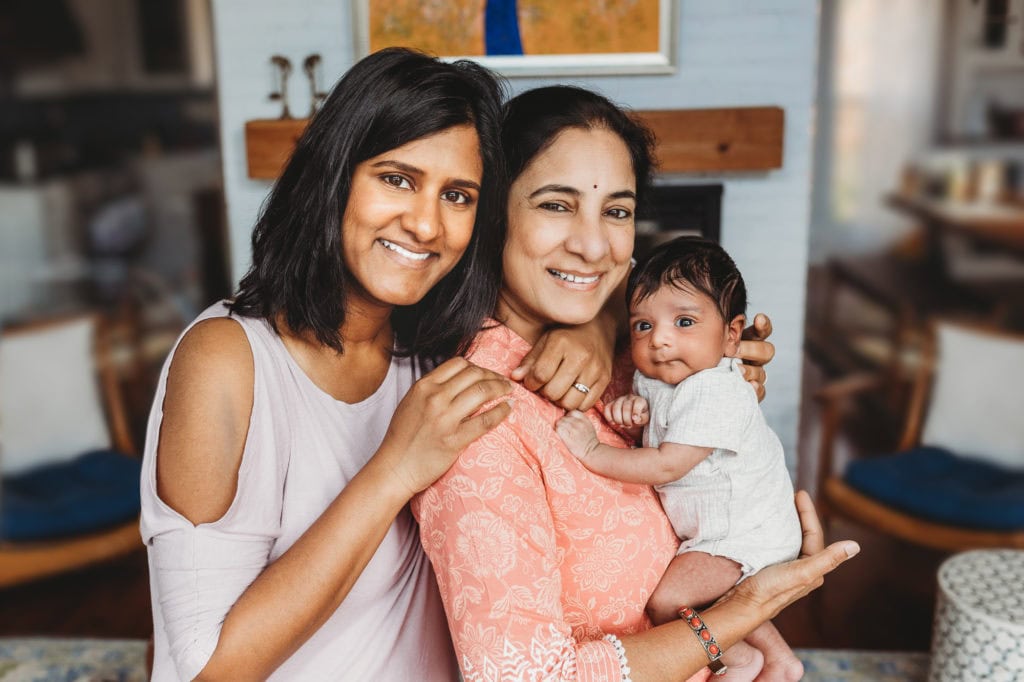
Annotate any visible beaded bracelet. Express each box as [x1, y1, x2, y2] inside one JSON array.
[[678, 606, 728, 676], [603, 633, 633, 682]]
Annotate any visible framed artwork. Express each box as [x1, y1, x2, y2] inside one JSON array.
[[353, 0, 677, 77]]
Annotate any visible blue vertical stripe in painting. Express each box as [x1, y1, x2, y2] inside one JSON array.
[[484, 0, 524, 55]]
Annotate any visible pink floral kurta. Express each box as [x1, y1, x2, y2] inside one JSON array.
[[413, 322, 709, 681]]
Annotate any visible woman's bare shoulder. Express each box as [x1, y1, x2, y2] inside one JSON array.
[[169, 317, 255, 381], [156, 317, 256, 525]]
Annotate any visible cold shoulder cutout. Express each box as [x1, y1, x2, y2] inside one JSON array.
[[155, 316, 255, 525]]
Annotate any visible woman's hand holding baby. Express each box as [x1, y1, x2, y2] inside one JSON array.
[[737, 313, 775, 401], [718, 492, 859, 621]]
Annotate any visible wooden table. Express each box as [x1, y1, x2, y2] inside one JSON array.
[[885, 193, 1024, 323], [886, 193, 1024, 257]]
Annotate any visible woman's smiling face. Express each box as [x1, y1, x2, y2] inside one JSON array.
[[341, 124, 482, 311], [497, 126, 636, 343]]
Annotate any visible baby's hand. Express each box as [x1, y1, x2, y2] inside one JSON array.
[[603, 394, 649, 428], [556, 410, 601, 459]]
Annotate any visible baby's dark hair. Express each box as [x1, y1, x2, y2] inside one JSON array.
[[626, 236, 747, 322]]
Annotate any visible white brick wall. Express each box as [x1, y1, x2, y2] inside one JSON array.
[[210, 0, 820, 468]]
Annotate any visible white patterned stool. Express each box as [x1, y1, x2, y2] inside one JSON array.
[[929, 549, 1024, 681]]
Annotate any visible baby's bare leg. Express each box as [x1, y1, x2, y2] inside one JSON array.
[[647, 551, 742, 625], [649, 553, 800, 680], [716, 641, 763, 682], [745, 620, 803, 682], [650, 553, 771, 681]]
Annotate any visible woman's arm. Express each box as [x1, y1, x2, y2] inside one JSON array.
[[155, 320, 512, 681], [620, 493, 858, 680], [418, 431, 856, 682]]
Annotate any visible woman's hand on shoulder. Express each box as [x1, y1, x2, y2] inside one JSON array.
[[512, 310, 617, 412], [157, 318, 255, 525], [724, 491, 859, 620], [736, 313, 775, 402], [375, 357, 513, 500]]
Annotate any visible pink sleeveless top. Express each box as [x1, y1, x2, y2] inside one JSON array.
[[140, 302, 457, 681]]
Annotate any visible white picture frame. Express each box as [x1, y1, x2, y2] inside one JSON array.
[[352, 0, 678, 77]]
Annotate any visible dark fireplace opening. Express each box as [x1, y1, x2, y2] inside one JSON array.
[[634, 183, 723, 261]]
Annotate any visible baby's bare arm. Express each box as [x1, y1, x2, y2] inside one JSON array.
[[556, 410, 712, 485]]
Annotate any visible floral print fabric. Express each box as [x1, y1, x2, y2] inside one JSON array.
[[413, 322, 708, 681]]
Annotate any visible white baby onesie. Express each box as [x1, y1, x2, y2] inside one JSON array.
[[634, 357, 801, 577]]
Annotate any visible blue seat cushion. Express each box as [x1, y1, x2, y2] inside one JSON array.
[[844, 446, 1024, 531], [1, 449, 141, 542]]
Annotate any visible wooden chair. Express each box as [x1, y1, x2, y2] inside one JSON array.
[[814, 320, 1024, 552], [0, 313, 142, 588]]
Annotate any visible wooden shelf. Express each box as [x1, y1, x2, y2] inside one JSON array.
[[244, 106, 785, 180], [244, 118, 309, 180]]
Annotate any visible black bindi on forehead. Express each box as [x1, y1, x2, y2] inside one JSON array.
[[593, 184, 597, 189]]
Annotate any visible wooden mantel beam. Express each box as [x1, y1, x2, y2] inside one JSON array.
[[638, 106, 784, 173], [244, 106, 784, 180]]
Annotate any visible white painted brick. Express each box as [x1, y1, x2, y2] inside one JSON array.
[[211, 0, 820, 464]]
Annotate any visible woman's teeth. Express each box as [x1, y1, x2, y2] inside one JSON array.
[[379, 239, 431, 261], [548, 269, 599, 284]]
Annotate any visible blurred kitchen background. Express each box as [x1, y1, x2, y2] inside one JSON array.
[[0, 0, 1022, 663]]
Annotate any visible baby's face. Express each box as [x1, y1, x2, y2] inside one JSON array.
[[629, 283, 736, 385]]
